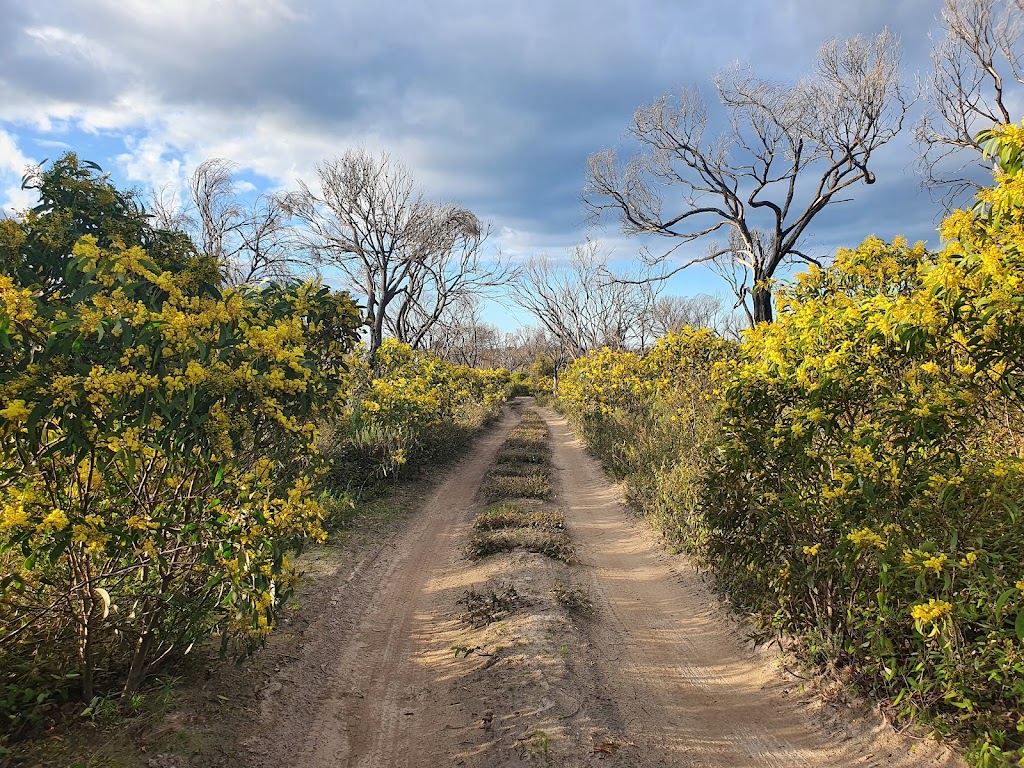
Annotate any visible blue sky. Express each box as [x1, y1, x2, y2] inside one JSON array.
[[0, 0, 1009, 330]]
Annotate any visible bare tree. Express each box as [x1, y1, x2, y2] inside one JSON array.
[[148, 158, 308, 286], [385, 210, 517, 350], [189, 158, 239, 264], [148, 183, 193, 232], [285, 150, 515, 358], [498, 326, 561, 372], [585, 31, 907, 324], [516, 241, 662, 358], [652, 293, 725, 336], [916, 0, 1024, 210], [421, 296, 503, 368]]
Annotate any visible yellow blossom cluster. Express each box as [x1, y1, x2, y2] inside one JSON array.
[[847, 527, 886, 549], [910, 599, 953, 625], [342, 339, 511, 477]]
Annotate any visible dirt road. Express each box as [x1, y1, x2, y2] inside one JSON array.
[[244, 403, 964, 768]]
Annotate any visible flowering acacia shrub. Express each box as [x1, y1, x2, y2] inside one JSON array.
[[559, 126, 1024, 764], [710, 230, 1024, 763], [325, 339, 510, 486], [559, 328, 732, 545], [0, 156, 363, 734]]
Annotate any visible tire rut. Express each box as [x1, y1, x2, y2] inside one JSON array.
[[247, 408, 521, 768]]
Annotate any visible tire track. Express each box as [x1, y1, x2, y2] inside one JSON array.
[[248, 408, 521, 767]]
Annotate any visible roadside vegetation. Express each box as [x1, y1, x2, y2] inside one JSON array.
[[0, 157, 511, 751], [558, 125, 1024, 766]]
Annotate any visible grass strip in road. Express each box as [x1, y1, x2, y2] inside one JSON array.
[[481, 468, 554, 501], [469, 408, 572, 562], [474, 502, 564, 532], [467, 527, 574, 563], [502, 432, 548, 452], [494, 445, 550, 465]]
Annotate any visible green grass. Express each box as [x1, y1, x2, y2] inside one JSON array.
[[466, 409, 571, 561], [474, 502, 564, 532], [481, 471, 553, 501], [494, 446, 549, 465], [467, 528, 574, 563]]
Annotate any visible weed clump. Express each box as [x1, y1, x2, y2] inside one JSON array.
[[503, 430, 548, 452], [474, 503, 564, 532], [481, 469, 553, 501], [495, 446, 549, 465], [457, 584, 527, 627], [551, 585, 594, 615], [467, 528, 574, 563]]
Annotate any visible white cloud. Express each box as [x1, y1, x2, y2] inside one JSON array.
[[92, 0, 300, 36], [0, 129, 32, 175], [1, 183, 34, 217], [115, 133, 186, 194], [34, 138, 73, 150], [24, 25, 123, 72], [0, 129, 34, 216]]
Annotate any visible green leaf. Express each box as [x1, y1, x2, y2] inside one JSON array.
[[1016, 608, 1024, 643], [994, 588, 1017, 620]]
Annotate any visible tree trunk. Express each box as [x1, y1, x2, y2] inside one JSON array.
[[123, 613, 158, 699], [72, 555, 96, 702], [751, 284, 773, 324], [367, 315, 385, 359]]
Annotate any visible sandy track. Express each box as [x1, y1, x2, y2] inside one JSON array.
[[247, 408, 521, 768], [541, 407, 964, 768], [243, 403, 965, 768]]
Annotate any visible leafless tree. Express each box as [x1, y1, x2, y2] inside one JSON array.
[[148, 158, 308, 286], [285, 150, 516, 358], [652, 293, 724, 336], [189, 158, 239, 264], [516, 241, 662, 358], [495, 326, 561, 372], [148, 183, 193, 232], [584, 31, 907, 324], [916, 0, 1024, 210], [420, 296, 501, 368]]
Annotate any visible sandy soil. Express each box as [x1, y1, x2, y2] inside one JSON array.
[[232, 402, 968, 768]]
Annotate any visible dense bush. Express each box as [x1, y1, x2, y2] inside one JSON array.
[[559, 125, 1024, 765], [710, 229, 1024, 764], [559, 328, 732, 543], [0, 158, 513, 744], [0, 156, 363, 736], [320, 339, 510, 496]]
